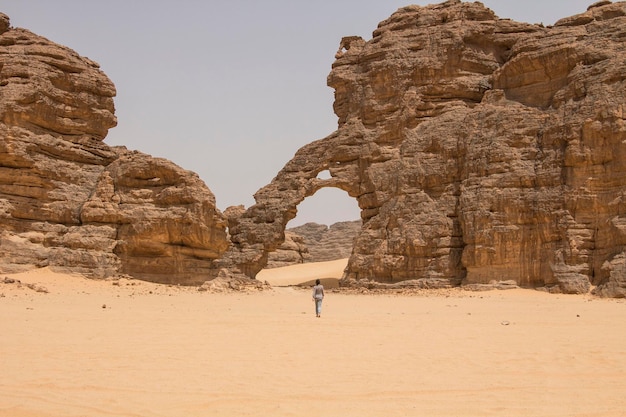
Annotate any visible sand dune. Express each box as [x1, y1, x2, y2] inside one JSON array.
[[1, 266, 626, 417], [257, 258, 348, 287]]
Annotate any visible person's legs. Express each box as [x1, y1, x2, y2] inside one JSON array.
[[315, 299, 322, 317]]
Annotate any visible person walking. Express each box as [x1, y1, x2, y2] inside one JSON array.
[[312, 279, 325, 318]]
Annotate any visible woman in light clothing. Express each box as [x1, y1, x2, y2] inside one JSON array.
[[312, 279, 325, 318]]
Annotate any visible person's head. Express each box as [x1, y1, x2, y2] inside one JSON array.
[[315, 279, 321, 285]]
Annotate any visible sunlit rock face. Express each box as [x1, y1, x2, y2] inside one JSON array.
[[0, 15, 228, 284], [222, 1, 626, 296]]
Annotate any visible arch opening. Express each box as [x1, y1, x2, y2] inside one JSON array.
[[316, 169, 332, 180], [288, 186, 359, 228], [257, 186, 361, 287]]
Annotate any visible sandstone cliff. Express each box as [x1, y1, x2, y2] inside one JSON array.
[[0, 14, 228, 284], [222, 1, 626, 297]]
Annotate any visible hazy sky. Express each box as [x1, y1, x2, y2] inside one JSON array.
[[1, 0, 594, 226]]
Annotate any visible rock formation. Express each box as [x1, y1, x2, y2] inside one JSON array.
[[2, 2, 626, 297], [265, 231, 311, 268], [266, 220, 360, 268], [289, 221, 360, 262], [222, 1, 626, 297], [0, 15, 228, 284]]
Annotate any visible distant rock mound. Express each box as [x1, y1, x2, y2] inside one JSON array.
[[289, 220, 360, 262], [0, 15, 228, 284], [266, 220, 360, 268], [221, 1, 626, 297]]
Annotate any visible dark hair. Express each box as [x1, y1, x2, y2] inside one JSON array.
[[315, 279, 321, 285]]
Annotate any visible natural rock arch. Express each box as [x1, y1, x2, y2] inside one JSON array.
[[220, 132, 366, 278], [219, 0, 626, 298]]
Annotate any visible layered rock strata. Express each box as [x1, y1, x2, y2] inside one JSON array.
[[0, 15, 228, 284], [223, 1, 626, 297]]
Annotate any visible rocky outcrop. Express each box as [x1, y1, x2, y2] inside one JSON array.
[[266, 220, 360, 268], [221, 1, 626, 297], [0, 15, 228, 284], [289, 220, 360, 262], [265, 231, 311, 268]]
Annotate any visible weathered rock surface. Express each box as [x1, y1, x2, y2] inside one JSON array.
[[288, 220, 360, 262], [0, 16, 228, 284], [222, 1, 626, 297], [265, 231, 311, 268], [266, 220, 360, 268]]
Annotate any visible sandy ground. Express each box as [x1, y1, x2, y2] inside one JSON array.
[[257, 258, 348, 287], [1, 264, 626, 417]]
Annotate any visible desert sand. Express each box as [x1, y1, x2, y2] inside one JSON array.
[[1, 263, 626, 417]]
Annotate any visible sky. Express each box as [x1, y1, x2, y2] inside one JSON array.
[[1, 0, 595, 226]]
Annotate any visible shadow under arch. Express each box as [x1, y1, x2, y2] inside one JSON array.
[[218, 131, 367, 279]]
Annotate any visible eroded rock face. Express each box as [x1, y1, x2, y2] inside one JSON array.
[[223, 1, 626, 296], [265, 231, 311, 268], [288, 221, 360, 263], [0, 17, 228, 284], [266, 220, 360, 268]]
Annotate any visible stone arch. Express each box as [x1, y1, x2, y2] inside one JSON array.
[[219, 132, 364, 279]]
